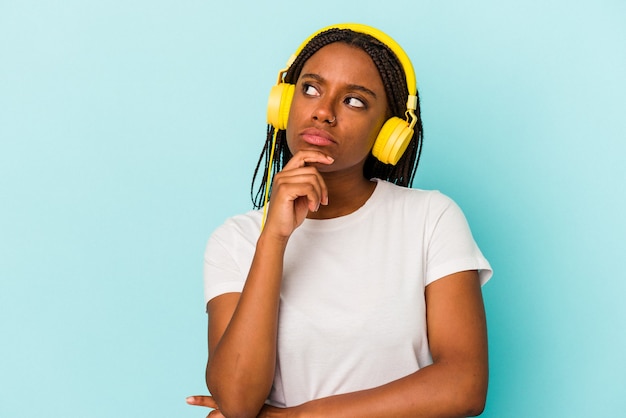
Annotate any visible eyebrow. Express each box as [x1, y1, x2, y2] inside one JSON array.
[[300, 73, 378, 99]]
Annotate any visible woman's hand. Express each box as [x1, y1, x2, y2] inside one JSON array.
[[263, 150, 333, 239]]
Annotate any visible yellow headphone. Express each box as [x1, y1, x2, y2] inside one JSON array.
[[266, 23, 418, 166]]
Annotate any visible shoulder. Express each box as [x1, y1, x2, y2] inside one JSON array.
[[203, 210, 262, 303], [374, 179, 458, 213], [207, 209, 262, 250]]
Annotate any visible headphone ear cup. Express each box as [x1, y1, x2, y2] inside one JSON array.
[[372, 117, 414, 165], [267, 83, 295, 130]]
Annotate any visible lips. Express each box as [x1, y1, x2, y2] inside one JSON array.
[[300, 128, 336, 147]]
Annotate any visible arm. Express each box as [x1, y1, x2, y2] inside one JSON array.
[[205, 151, 333, 418], [205, 236, 285, 418], [276, 270, 488, 418]]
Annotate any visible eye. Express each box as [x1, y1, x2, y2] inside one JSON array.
[[345, 96, 366, 108], [303, 83, 320, 97]]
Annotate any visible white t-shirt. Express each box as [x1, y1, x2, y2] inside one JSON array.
[[203, 179, 492, 407]]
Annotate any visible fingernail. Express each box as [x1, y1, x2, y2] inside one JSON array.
[[326, 156, 334, 162]]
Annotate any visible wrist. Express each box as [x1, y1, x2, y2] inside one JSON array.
[[258, 227, 291, 249]]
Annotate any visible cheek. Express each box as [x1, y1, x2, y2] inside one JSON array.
[[285, 95, 307, 141], [365, 118, 386, 148], [284, 127, 296, 156], [284, 104, 299, 151]]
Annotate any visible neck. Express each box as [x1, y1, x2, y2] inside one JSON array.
[[307, 171, 376, 220]]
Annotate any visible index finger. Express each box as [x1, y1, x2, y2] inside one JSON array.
[[186, 395, 218, 408], [283, 150, 334, 170]]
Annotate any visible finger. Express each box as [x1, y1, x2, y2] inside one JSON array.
[[273, 172, 326, 211], [282, 150, 334, 171], [278, 154, 331, 207], [186, 395, 218, 408]]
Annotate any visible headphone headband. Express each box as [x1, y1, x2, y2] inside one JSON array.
[[285, 23, 417, 110], [287, 23, 417, 96]]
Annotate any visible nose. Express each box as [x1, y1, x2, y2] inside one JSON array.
[[312, 97, 337, 125]]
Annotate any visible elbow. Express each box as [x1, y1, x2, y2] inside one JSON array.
[[446, 386, 486, 417], [463, 394, 487, 417], [206, 384, 261, 418], [206, 368, 266, 418], [208, 396, 264, 418], [447, 364, 487, 417], [210, 401, 261, 418], [458, 379, 488, 417]]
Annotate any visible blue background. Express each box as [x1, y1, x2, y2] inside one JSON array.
[[1, 1, 624, 416]]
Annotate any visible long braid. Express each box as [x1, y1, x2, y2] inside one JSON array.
[[359, 37, 423, 186], [251, 28, 423, 209]]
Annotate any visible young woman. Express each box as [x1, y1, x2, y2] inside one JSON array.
[[188, 24, 492, 418]]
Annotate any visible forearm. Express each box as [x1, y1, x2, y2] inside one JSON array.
[[296, 272, 489, 418], [297, 359, 488, 418], [207, 233, 288, 417]]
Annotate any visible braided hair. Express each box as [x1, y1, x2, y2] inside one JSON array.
[[251, 28, 423, 209]]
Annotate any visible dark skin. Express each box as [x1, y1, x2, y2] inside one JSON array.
[[188, 43, 488, 417]]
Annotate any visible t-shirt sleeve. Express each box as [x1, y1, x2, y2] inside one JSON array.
[[424, 193, 492, 287], [203, 214, 260, 306]]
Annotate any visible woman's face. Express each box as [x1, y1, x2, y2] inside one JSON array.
[[286, 42, 389, 175]]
